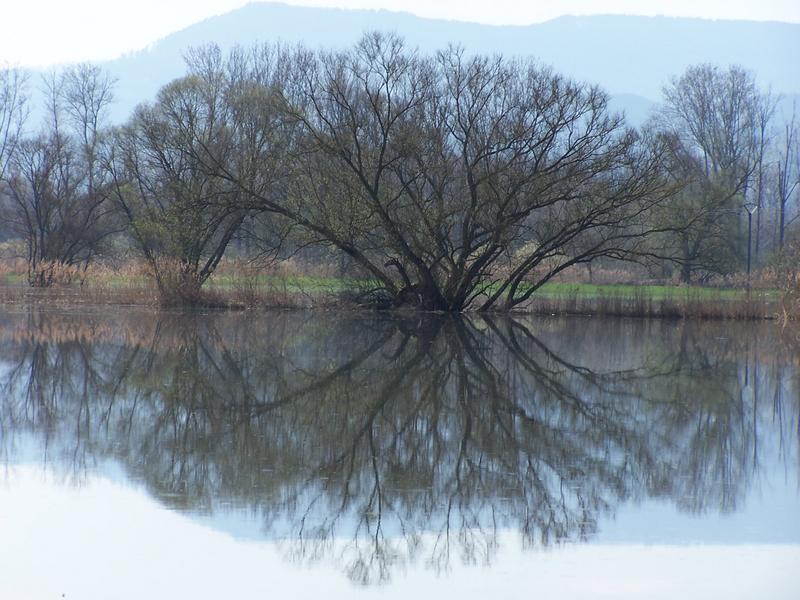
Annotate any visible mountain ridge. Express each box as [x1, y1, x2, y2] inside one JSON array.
[[36, 2, 800, 124]]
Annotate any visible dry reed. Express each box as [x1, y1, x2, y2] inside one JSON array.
[[0, 257, 794, 319]]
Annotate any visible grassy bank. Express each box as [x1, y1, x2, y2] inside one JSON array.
[[0, 268, 791, 320], [521, 286, 782, 320]]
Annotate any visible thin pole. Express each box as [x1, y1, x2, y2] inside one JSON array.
[[747, 210, 753, 289]]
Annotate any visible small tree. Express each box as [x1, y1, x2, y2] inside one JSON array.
[[107, 70, 250, 304], [0, 66, 29, 242], [0, 66, 28, 182], [2, 65, 117, 286], [649, 64, 774, 282], [775, 104, 799, 250]]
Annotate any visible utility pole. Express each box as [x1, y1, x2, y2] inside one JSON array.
[[744, 201, 758, 289]]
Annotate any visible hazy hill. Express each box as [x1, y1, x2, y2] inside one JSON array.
[[70, 2, 800, 124]]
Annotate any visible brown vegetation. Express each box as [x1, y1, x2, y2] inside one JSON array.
[[0, 256, 793, 319]]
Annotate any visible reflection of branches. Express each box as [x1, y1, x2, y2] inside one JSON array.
[[1, 311, 798, 583]]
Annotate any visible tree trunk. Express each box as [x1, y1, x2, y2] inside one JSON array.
[[681, 261, 692, 284]]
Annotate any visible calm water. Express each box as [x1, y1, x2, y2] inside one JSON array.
[[1, 308, 798, 599]]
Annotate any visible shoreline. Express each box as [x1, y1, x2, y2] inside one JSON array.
[[0, 282, 790, 321]]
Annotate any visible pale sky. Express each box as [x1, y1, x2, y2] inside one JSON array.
[[2, 0, 800, 67]]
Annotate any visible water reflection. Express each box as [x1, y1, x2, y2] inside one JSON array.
[[1, 310, 798, 583]]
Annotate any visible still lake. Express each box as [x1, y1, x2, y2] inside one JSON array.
[[1, 308, 798, 599]]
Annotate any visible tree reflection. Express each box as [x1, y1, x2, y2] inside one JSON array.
[[0, 311, 798, 583]]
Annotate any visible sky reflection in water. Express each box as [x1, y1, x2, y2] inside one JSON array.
[[1, 309, 798, 598]]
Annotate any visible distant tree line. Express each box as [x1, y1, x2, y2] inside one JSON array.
[[1, 34, 798, 308]]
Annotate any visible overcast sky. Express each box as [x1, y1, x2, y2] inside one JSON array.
[[3, 0, 800, 67]]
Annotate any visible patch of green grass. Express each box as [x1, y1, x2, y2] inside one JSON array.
[[206, 274, 369, 293], [2, 269, 781, 303], [205, 275, 779, 302], [533, 282, 780, 301], [0, 274, 26, 285], [133, 274, 786, 301]]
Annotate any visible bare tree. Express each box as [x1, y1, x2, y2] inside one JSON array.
[[0, 66, 29, 243], [650, 64, 774, 282], [0, 66, 28, 182], [199, 34, 671, 311], [775, 104, 799, 249], [750, 92, 775, 260], [2, 65, 118, 286], [106, 55, 257, 304]]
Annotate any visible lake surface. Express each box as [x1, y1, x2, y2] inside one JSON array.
[[1, 308, 798, 599]]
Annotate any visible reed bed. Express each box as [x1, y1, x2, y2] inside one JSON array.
[[0, 257, 796, 320]]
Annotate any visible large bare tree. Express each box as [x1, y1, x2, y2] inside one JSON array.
[[199, 35, 672, 311]]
